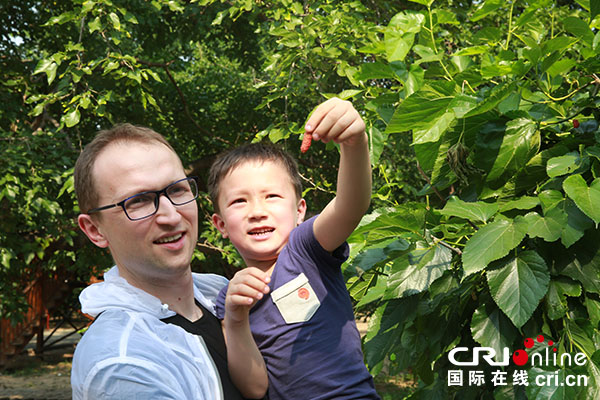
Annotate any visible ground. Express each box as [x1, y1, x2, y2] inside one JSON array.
[[0, 327, 76, 400], [0, 323, 414, 400]]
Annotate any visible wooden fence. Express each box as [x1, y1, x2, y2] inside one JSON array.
[[0, 271, 71, 367]]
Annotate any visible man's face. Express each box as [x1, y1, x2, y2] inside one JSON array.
[[78, 141, 198, 285], [212, 160, 306, 271]]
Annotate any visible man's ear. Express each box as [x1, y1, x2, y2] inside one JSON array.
[[211, 213, 229, 238], [78, 214, 109, 248], [296, 198, 307, 225]]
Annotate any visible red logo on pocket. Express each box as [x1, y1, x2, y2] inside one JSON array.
[[298, 287, 310, 300]]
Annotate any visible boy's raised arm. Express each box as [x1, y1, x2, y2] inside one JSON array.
[[307, 97, 372, 252]]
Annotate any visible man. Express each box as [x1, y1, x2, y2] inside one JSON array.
[[71, 124, 268, 399]]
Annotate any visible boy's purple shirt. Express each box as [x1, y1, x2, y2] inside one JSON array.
[[216, 216, 380, 400]]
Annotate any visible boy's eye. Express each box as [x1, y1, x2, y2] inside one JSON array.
[[267, 194, 281, 199], [231, 198, 246, 205]]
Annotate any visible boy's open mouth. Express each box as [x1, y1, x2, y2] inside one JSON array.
[[248, 228, 275, 236]]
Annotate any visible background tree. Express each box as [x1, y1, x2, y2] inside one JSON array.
[[2, 0, 600, 398]]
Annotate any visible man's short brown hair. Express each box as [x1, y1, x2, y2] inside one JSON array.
[[207, 142, 302, 214], [74, 123, 176, 214]]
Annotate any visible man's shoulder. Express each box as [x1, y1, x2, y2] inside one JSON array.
[[75, 310, 147, 356], [192, 272, 229, 308], [72, 310, 189, 376], [74, 310, 174, 360]]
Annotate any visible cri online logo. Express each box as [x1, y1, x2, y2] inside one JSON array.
[[512, 335, 555, 366], [448, 334, 586, 367]]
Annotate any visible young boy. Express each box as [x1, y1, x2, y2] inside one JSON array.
[[209, 98, 380, 399]]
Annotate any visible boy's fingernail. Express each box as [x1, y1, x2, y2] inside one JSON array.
[[305, 124, 312, 131]]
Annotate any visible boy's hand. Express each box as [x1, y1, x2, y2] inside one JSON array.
[[304, 97, 366, 147], [225, 267, 270, 324]]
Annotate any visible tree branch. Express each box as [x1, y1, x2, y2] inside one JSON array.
[[136, 58, 228, 144]]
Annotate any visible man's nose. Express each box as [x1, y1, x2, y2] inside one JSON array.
[[155, 194, 183, 223]]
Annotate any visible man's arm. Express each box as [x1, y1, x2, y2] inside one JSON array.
[[307, 97, 372, 252], [222, 267, 270, 399]]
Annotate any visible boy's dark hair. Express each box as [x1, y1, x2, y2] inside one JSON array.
[[207, 142, 302, 213]]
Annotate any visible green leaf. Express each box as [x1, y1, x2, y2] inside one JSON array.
[[464, 81, 518, 118], [45, 11, 79, 26], [355, 62, 397, 81], [523, 209, 567, 242], [563, 16, 594, 47], [566, 319, 596, 357], [384, 242, 452, 298], [412, 112, 455, 145], [539, 190, 563, 210], [486, 118, 540, 183], [439, 196, 498, 223], [585, 296, 600, 329], [545, 278, 582, 320], [454, 45, 489, 56], [546, 58, 577, 78], [563, 175, 600, 224], [368, 126, 386, 166], [31, 103, 45, 117], [352, 239, 410, 274], [351, 204, 428, 243], [486, 251, 550, 328], [384, 32, 414, 62], [592, 0, 600, 21], [33, 59, 58, 85], [387, 83, 458, 143], [471, 0, 503, 22], [462, 217, 529, 276], [388, 10, 425, 33], [88, 16, 101, 32], [408, 0, 434, 6], [471, 304, 518, 358], [63, 108, 80, 128], [364, 298, 418, 367], [559, 199, 593, 248], [547, 152, 580, 177], [385, 11, 424, 62], [356, 275, 387, 308], [108, 12, 121, 30], [561, 257, 600, 295], [448, 94, 479, 118], [498, 196, 540, 212]]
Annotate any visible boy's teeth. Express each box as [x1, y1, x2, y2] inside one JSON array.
[[156, 233, 182, 243], [250, 228, 274, 235]]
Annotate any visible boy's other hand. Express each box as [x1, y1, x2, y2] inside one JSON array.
[[304, 97, 366, 147], [225, 267, 270, 323]]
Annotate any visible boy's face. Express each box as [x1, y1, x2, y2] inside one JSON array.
[[212, 160, 306, 271]]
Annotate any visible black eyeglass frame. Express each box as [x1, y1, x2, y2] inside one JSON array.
[[86, 176, 199, 221]]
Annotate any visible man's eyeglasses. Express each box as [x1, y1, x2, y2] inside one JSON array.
[[86, 177, 199, 221]]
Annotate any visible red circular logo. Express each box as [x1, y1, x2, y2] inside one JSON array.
[[298, 287, 310, 300]]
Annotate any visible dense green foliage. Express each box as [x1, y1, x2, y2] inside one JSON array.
[[2, 0, 600, 398]]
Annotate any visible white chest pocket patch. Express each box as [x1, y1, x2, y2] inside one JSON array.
[[271, 273, 321, 324]]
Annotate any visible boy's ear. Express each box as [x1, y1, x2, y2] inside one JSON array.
[[296, 198, 307, 225], [78, 214, 109, 248], [211, 213, 229, 238]]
